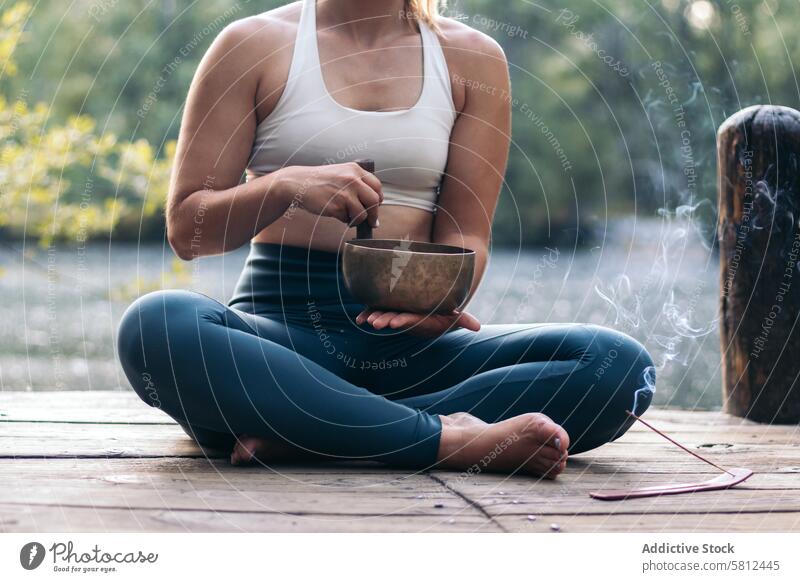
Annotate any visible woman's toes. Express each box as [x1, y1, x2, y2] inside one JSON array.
[[541, 450, 564, 470], [230, 446, 247, 465], [230, 446, 248, 466], [544, 452, 567, 476], [513, 413, 570, 477], [230, 436, 258, 465], [555, 427, 570, 453], [534, 417, 570, 457]]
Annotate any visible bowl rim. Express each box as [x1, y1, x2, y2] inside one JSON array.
[[344, 238, 476, 256]]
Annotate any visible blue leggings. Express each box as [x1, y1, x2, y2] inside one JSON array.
[[117, 243, 655, 468]]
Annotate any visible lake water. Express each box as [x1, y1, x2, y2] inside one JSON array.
[[0, 216, 724, 409]]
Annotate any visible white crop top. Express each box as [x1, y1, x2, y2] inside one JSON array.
[[246, 0, 457, 212]]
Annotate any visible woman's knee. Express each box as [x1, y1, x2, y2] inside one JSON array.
[[118, 290, 201, 364], [579, 325, 656, 436], [563, 327, 655, 454], [586, 325, 655, 397], [117, 289, 218, 407]]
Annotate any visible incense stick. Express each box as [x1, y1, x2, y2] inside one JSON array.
[[626, 410, 736, 476]]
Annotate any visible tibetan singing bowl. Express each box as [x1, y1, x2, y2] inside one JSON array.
[[341, 239, 475, 314]]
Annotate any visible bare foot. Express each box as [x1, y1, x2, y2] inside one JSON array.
[[230, 435, 314, 465], [436, 412, 570, 479]]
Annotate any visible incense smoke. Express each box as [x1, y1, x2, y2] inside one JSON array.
[[632, 365, 657, 416], [594, 202, 719, 410]]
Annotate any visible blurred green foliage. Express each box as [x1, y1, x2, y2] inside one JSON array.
[[0, 2, 173, 245], [1, 0, 798, 246]]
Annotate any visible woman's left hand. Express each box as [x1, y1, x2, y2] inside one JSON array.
[[356, 309, 481, 337]]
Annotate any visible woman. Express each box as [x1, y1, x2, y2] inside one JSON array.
[[117, 0, 655, 477]]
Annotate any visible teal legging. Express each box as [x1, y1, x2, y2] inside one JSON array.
[[117, 243, 655, 468]]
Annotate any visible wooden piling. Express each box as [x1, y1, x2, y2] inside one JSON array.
[[717, 104, 800, 423]]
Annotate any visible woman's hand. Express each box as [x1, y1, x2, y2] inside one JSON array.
[[356, 309, 481, 337], [277, 162, 383, 227]]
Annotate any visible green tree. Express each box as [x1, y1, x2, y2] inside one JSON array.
[[0, 2, 174, 245]]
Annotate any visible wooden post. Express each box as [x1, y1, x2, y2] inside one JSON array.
[[718, 105, 800, 423]]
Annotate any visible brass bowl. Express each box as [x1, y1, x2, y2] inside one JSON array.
[[341, 239, 475, 314]]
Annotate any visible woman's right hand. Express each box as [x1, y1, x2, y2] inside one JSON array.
[[277, 162, 383, 228]]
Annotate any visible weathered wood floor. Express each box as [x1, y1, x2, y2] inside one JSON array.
[[1, 391, 798, 532]]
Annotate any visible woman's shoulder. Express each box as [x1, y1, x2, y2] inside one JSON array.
[[196, 2, 302, 106], [435, 16, 509, 111], [213, 2, 303, 55], [436, 16, 507, 82], [436, 16, 506, 61]]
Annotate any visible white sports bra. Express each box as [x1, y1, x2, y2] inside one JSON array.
[[246, 0, 457, 212]]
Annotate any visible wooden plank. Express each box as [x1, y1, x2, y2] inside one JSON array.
[[463, 489, 800, 516], [434, 475, 800, 516], [0, 391, 775, 428], [614, 434, 800, 454], [0, 457, 442, 483], [568, 442, 800, 464], [0, 391, 166, 424], [0, 459, 469, 516], [565, 443, 800, 477], [5, 412, 792, 444], [0, 503, 500, 533], [3, 419, 798, 461], [641, 408, 763, 427], [565, 459, 800, 475], [431, 470, 800, 491], [623, 419, 789, 432], [0, 484, 466, 516], [12, 458, 795, 523], [498, 512, 800, 533], [0, 422, 212, 458]]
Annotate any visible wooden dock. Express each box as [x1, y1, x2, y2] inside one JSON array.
[[1, 391, 798, 532]]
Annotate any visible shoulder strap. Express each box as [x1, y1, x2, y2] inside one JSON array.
[[419, 22, 454, 109], [288, 0, 319, 78]]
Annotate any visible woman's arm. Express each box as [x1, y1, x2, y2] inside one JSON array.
[[433, 29, 511, 298], [168, 18, 381, 260], [167, 19, 282, 260], [358, 26, 511, 335]]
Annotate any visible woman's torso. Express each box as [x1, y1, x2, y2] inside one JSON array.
[[244, 0, 463, 252]]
